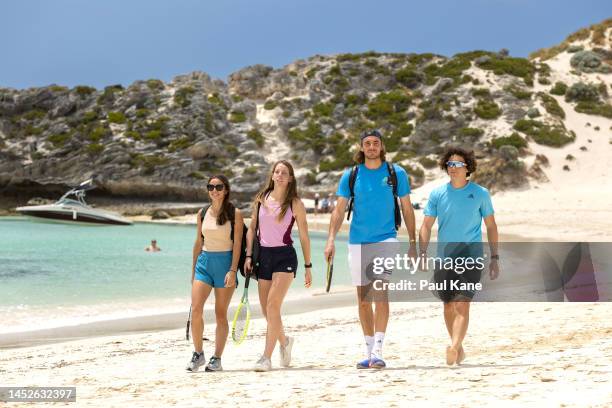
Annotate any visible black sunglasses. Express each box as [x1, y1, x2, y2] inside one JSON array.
[[207, 184, 225, 191]]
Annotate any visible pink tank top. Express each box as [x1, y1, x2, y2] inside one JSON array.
[[258, 197, 295, 247]]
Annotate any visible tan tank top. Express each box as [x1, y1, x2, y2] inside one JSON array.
[[201, 209, 233, 251]]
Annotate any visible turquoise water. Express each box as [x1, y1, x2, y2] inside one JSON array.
[[0, 217, 351, 331]]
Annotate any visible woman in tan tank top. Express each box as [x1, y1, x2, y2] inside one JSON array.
[[186, 175, 244, 372]]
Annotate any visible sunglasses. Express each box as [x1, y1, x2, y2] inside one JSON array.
[[446, 161, 467, 168], [207, 184, 225, 191]]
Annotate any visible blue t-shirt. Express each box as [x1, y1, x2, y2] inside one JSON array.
[[424, 181, 494, 244], [337, 162, 410, 244]]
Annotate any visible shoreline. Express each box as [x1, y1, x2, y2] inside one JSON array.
[[0, 289, 356, 350]]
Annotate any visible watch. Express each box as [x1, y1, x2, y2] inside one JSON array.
[[490, 254, 500, 260]]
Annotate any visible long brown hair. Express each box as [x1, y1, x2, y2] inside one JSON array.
[[207, 174, 234, 225], [253, 160, 298, 221]]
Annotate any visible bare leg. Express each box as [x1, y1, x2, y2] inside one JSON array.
[[262, 273, 294, 358], [258, 278, 287, 347], [213, 286, 235, 357], [191, 280, 213, 353], [356, 286, 374, 336]]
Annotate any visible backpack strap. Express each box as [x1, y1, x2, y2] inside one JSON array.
[[346, 165, 359, 221], [386, 162, 401, 231]]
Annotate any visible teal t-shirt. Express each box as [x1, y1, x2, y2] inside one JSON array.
[[336, 162, 410, 244], [424, 181, 494, 243]]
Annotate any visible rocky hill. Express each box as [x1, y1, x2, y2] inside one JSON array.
[[1, 18, 610, 211]]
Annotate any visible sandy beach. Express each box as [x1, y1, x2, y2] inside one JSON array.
[[1, 302, 611, 407]]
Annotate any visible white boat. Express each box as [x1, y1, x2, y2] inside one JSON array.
[[16, 179, 132, 226]]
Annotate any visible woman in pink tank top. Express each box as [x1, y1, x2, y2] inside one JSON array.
[[244, 160, 313, 371]]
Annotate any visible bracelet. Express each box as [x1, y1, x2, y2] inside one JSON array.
[[490, 254, 500, 260], [304, 263, 313, 268], [409, 239, 417, 243], [245, 255, 252, 258]]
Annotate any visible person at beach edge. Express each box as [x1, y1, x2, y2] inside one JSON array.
[[244, 160, 313, 372], [325, 129, 417, 369], [419, 147, 500, 366], [187, 175, 243, 372]]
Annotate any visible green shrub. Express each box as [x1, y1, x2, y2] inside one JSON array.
[[305, 66, 321, 79], [491, 132, 527, 149], [231, 94, 244, 103], [473, 99, 502, 119], [97, 85, 123, 104], [288, 121, 325, 154], [48, 132, 72, 147], [107, 111, 126, 124], [366, 90, 411, 121], [135, 108, 150, 118], [478, 56, 535, 78], [395, 67, 422, 88], [565, 82, 600, 102], [312, 102, 334, 117], [89, 126, 107, 142], [174, 86, 196, 107], [471, 88, 490, 98], [23, 110, 46, 121], [24, 125, 43, 136], [513, 120, 575, 147], [144, 130, 162, 140], [459, 127, 484, 138], [423, 57, 471, 80], [168, 137, 192, 152], [149, 116, 170, 131], [550, 82, 568, 96], [229, 111, 247, 123], [538, 93, 565, 119], [85, 143, 104, 155], [146, 79, 164, 91], [505, 85, 532, 100], [336, 53, 360, 62], [130, 153, 168, 173], [418, 156, 437, 168], [74, 85, 96, 96], [329, 65, 342, 76], [345, 93, 367, 106], [50, 85, 68, 92], [125, 130, 141, 140], [247, 128, 264, 147], [189, 171, 205, 180], [207, 93, 226, 108], [574, 101, 612, 118], [263, 100, 278, 110]]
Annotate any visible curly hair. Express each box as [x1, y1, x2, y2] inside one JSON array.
[[438, 147, 477, 177]]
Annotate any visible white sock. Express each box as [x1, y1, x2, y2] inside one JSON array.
[[372, 332, 385, 359], [364, 335, 374, 359]]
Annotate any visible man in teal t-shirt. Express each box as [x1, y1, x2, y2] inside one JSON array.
[[325, 129, 417, 370], [419, 147, 499, 366]]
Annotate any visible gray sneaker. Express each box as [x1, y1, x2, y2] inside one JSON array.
[[279, 336, 294, 367], [254, 355, 272, 372], [205, 356, 223, 372], [186, 351, 205, 372]]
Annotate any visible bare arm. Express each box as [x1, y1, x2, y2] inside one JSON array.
[[293, 198, 311, 265], [419, 215, 436, 255], [483, 214, 499, 256], [192, 209, 204, 282], [324, 197, 347, 261], [230, 209, 244, 273], [399, 195, 416, 242]]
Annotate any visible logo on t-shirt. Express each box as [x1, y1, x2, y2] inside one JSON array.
[[467, 193, 475, 199]]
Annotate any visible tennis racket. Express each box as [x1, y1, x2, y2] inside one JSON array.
[[326, 257, 334, 293], [185, 305, 192, 341], [231, 272, 252, 344]]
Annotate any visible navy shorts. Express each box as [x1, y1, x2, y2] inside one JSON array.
[[257, 246, 298, 281]]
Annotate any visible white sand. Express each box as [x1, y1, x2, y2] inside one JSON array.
[[2, 302, 611, 407]]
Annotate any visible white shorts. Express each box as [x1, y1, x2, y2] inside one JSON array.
[[348, 238, 400, 286]]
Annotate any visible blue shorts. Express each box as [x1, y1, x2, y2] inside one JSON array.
[[194, 251, 236, 288]]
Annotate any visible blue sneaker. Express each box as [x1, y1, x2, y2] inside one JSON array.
[[369, 357, 386, 369], [356, 358, 371, 369]]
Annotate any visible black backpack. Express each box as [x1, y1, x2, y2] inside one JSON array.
[[346, 161, 402, 230], [201, 205, 248, 277]]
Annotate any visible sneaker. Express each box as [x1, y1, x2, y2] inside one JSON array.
[[369, 357, 386, 369], [205, 356, 223, 372], [254, 355, 272, 372], [356, 358, 371, 369], [279, 336, 294, 367], [186, 351, 205, 372]]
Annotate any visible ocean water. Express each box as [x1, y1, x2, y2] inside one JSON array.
[[0, 217, 351, 333]]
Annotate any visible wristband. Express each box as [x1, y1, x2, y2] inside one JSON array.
[[245, 255, 252, 258], [490, 254, 500, 260], [304, 263, 313, 268]]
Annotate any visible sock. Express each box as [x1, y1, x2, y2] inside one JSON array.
[[364, 335, 374, 359], [372, 332, 385, 359]]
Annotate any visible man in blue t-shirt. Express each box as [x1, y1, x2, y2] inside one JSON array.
[[419, 146, 499, 366], [325, 129, 417, 369]]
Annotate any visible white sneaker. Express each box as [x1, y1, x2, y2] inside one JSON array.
[[254, 355, 272, 372], [186, 351, 205, 372], [279, 336, 294, 367]]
